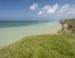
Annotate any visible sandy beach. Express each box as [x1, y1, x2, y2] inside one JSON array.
[[0, 22, 61, 47]]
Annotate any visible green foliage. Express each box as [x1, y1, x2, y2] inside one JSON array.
[[0, 33, 75, 58], [63, 19, 75, 25], [0, 19, 75, 58], [60, 19, 75, 25], [60, 19, 75, 34]]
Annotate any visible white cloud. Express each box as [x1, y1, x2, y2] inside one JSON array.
[[58, 4, 70, 14], [56, 4, 75, 19], [38, 11, 44, 16], [30, 3, 75, 19], [30, 3, 38, 11], [46, 4, 59, 14], [41, 4, 59, 14], [43, 5, 51, 11], [69, 12, 75, 14], [68, 7, 75, 14]]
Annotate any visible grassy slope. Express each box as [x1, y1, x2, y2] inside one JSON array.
[[63, 19, 75, 25], [63, 19, 75, 34], [0, 19, 75, 58]]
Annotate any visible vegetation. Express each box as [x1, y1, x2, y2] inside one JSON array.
[[59, 19, 75, 34], [0, 19, 75, 58], [60, 19, 75, 25], [63, 19, 75, 25]]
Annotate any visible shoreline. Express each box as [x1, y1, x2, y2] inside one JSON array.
[[0, 22, 62, 47]]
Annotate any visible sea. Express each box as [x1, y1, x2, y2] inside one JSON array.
[[0, 21, 43, 27], [0, 21, 61, 47]]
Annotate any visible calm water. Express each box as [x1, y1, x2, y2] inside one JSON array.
[[0, 21, 61, 47], [0, 21, 43, 27]]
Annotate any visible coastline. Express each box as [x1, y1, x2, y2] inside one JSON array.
[[0, 22, 61, 47]]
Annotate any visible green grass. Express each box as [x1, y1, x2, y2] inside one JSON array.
[[64, 19, 75, 34], [60, 19, 75, 34], [60, 19, 75, 25], [0, 19, 75, 58], [63, 19, 75, 25], [0, 33, 75, 58]]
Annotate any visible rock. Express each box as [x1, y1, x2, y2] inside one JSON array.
[[58, 23, 73, 33]]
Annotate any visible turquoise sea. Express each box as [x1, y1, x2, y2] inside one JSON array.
[[0, 21, 61, 47], [0, 21, 42, 27]]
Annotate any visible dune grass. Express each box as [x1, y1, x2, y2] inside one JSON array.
[[0, 33, 75, 58], [0, 19, 75, 58]]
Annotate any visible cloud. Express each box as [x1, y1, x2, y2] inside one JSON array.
[[30, 3, 75, 19], [69, 12, 75, 14], [47, 4, 59, 14], [56, 4, 75, 19], [30, 3, 38, 11], [68, 7, 75, 14], [58, 4, 70, 14], [38, 11, 44, 16], [42, 4, 70, 15], [37, 4, 59, 16]]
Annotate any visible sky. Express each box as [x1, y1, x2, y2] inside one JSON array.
[[0, 0, 75, 21]]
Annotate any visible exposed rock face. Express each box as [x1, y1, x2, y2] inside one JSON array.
[[63, 23, 72, 31], [58, 23, 73, 33]]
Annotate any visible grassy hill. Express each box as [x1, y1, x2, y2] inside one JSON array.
[[60, 19, 75, 34], [64, 19, 75, 34], [0, 19, 75, 58], [63, 19, 75, 26]]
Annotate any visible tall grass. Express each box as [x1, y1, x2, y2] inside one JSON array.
[[0, 19, 75, 58], [0, 33, 75, 58]]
